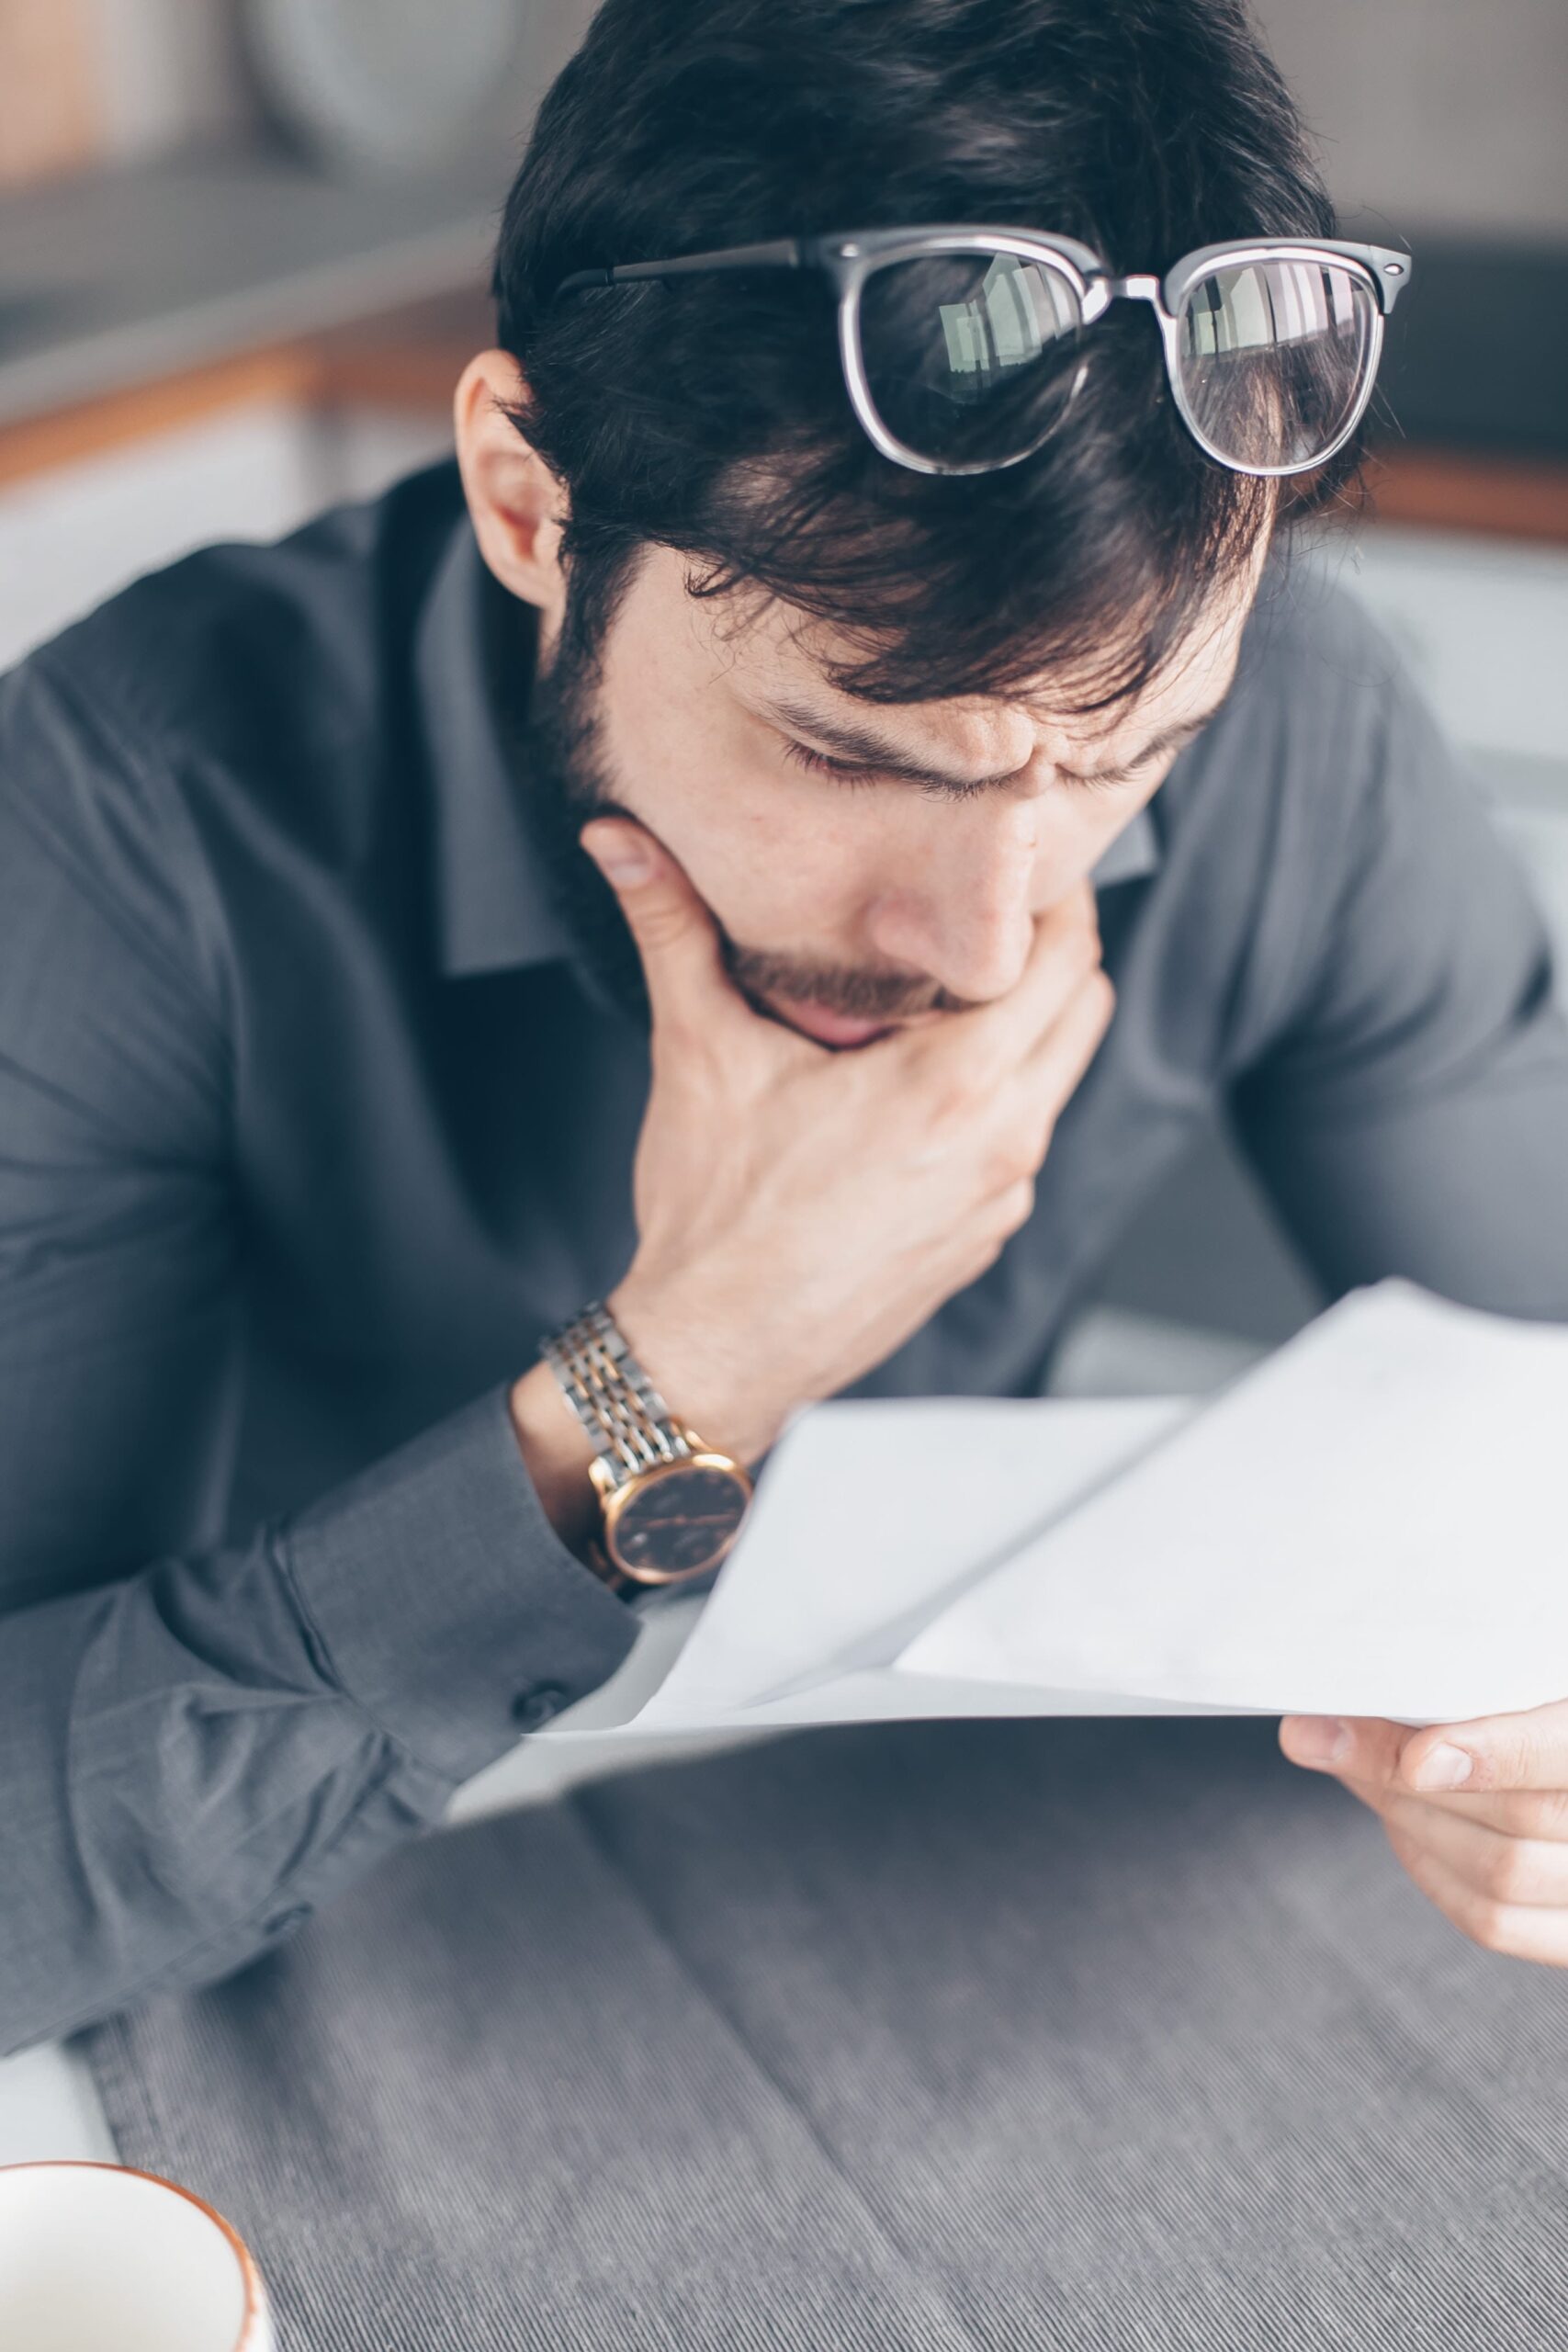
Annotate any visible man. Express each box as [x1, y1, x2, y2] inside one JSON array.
[[6, 0, 1568, 2089]]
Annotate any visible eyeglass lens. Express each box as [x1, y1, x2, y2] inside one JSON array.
[[1175, 258, 1377, 470], [855, 251, 1086, 468]]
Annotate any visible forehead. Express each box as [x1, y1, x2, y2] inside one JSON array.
[[635, 540, 1262, 756]]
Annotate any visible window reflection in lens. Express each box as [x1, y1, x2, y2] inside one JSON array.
[[857, 249, 1085, 467], [1177, 259, 1375, 470]]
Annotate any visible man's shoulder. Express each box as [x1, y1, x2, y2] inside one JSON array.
[[1164, 545, 1414, 854], [6, 458, 464, 804], [1227, 546, 1407, 763]]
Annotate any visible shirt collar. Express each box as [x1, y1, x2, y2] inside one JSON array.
[[1090, 806, 1162, 891], [417, 514, 575, 978], [418, 508, 1164, 977]]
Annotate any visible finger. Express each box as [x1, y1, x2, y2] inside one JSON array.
[[580, 820, 741, 1038], [1337, 1766, 1568, 1841], [1381, 1816, 1568, 1966], [1292, 1720, 1568, 1844], [923, 885, 1102, 1081], [1398, 1695, 1568, 1798], [1280, 1713, 1409, 1791], [1361, 1787, 1568, 1910], [989, 967, 1116, 1177], [1013, 965, 1116, 1106], [1274, 1710, 1543, 1803], [1289, 1698, 1568, 1802], [1408, 1786, 1568, 1841]]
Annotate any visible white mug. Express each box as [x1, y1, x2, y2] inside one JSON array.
[[0, 2161, 274, 2352]]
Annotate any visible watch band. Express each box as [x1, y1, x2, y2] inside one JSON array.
[[541, 1302, 694, 1494], [542, 1301, 754, 1598]]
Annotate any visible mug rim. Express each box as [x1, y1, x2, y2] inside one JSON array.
[[0, 2158, 268, 2351]]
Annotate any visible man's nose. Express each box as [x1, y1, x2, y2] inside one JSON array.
[[863, 810, 1043, 1006]]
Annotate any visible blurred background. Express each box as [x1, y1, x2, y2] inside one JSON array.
[[1, 0, 1565, 1387]]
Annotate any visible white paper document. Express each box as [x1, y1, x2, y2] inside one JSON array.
[[557, 1283, 1568, 1741]]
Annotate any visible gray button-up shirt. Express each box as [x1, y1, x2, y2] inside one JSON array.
[[4, 460, 1568, 2052]]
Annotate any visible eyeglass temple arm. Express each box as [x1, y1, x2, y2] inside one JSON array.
[[554, 239, 805, 302], [553, 232, 1414, 313]]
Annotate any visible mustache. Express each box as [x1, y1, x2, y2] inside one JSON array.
[[722, 942, 975, 1022]]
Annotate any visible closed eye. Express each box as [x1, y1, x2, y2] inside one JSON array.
[[778, 736, 964, 795], [781, 735, 1144, 801], [781, 737, 1021, 805], [1054, 745, 1170, 794]]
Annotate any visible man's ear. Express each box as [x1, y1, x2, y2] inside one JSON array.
[[454, 350, 569, 636]]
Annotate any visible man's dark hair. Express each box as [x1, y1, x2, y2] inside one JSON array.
[[491, 0, 1353, 709]]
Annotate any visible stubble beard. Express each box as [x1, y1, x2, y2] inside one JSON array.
[[491, 582, 971, 1035]]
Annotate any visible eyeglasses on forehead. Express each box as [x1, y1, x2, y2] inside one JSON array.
[[552, 225, 1412, 480]]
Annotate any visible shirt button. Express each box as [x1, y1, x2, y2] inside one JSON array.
[[511, 1682, 570, 1732]]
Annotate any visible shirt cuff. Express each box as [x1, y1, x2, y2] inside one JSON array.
[[278, 1385, 637, 1782]]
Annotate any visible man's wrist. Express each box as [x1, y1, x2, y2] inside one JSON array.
[[606, 1276, 779, 1465]]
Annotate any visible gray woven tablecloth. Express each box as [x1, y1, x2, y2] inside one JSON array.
[[82, 1716, 1568, 2349]]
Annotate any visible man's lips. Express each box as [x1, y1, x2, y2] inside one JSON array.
[[768, 995, 892, 1047], [768, 993, 942, 1048]]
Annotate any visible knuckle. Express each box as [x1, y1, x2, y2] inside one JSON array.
[[981, 1134, 1036, 1193], [964, 1179, 1034, 1277], [1525, 1788, 1568, 1840], [971, 1232, 1007, 1278], [996, 1175, 1036, 1233], [1086, 967, 1117, 1022], [632, 900, 695, 955], [1481, 1841, 1529, 1905], [1066, 942, 1102, 1001], [649, 1006, 704, 1067], [1467, 1896, 1514, 1954], [1060, 878, 1099, 933], [928, 1074, 989, 1139], [1460, 1738, 1528, 1792], [1060, 912, 1100, 968], [1486, 1838, 1551, 1907]]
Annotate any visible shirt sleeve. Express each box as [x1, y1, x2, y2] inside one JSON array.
[[0, 660, 636, 2057], [1230, 643, 1568, 1323]]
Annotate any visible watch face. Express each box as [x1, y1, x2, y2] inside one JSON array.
[[606, 1457, 752, 1582]]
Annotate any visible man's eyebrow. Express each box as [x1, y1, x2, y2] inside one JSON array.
[[761, 691, 1229, 792]]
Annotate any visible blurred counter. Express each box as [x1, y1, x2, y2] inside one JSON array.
[[0, 147, 498, 429]]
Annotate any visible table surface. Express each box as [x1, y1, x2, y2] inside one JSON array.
[[0, 1591, 730, 2165]]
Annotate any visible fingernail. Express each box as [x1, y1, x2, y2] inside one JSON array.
[[1412, 1741, 1473, 1792], [1286, 1716, 1350, 1768], [582, 829, 654, 886]]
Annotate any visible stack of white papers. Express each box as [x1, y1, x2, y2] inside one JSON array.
[[554, 1283, 1568, 1742]]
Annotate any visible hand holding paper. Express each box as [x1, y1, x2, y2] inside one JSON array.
[[548, 1281, 1568, 1965], [1279, 1699, 1568, 1971]]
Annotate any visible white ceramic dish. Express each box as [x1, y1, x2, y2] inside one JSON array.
[[0, 2161, 274, 2352]]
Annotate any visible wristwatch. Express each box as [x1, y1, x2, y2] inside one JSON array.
[[541, 1302, 753, 1595]]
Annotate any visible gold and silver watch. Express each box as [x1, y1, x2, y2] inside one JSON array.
[[541, 1302, 753, 1595]]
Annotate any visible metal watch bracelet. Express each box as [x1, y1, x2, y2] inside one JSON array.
[[540, 1302, 694, 1489]]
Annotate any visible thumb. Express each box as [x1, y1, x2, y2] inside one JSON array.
[[580, 820, 735, 1029]]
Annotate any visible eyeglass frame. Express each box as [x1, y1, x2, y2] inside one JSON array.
[[553, 226, 1413, 480]]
